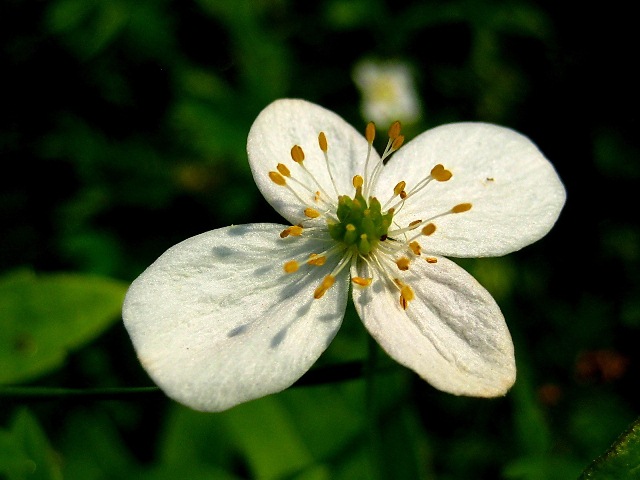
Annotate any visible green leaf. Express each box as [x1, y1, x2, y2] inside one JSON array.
[[0, 409, 62, 480], [0, 270, 127, 384], [579, 417, 640, 480]]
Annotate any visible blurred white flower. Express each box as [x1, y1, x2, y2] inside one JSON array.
[[353, 60, 422, 125]]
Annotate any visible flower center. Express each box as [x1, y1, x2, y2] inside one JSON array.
[[266, 118, 473, 309], [327, 178, 394, 256]]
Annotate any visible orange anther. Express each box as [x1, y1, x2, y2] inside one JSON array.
[[314, 275, 336, 299], [396, 257, 410, 271], [409, 241, 421, 255], [408, 219, 422, 230], [353, 175, 364, 188], [388, 121, 401, 140], [393, 181, 406, 196], [269, 171, 286, 186], [352, 277, 373, 286], [284, 260, 299, 273], [318, 132, 328, 152], [291, 145, 305, 163], [307, 254, 327, 266], [452, 203, 472, 213], [304, 207, 321, 218], [365, 122, 376, 144], [425, 257, 438, 263], [422, 223, 436, 236], [431, 164, 453, 182], [277, 163, 291, 177]]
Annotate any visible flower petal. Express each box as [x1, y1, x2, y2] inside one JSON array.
[[123, 224, 349, 412], [247, 99, 379, 225], [374, 123, 566, 257], [351, 254, 515, 397]]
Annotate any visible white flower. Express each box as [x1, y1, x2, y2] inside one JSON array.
[[122, 99, 566, 412], [353, 59, 422, 125]]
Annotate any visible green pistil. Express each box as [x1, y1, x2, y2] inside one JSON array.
[[328, 190, 393, 255]]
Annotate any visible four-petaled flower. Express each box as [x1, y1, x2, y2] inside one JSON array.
[[122, 99, 566, 412]]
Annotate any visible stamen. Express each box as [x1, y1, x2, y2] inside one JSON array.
[[396, 257, 410, 271], [388, 121, 401, 141], [422, 223, 436, 236], [352, 276, 373, 286], [399, 284, 414, 310], [314, 275, 336, 299], [452, 203, 472, 213], [408, 220, 422, 230], [269, 171, 287, 186], [291, 145, 305, 164], [391, 135, 404, 151], [318, 132, 328, 152], [284, 260, 299, 273], [304, 207, 321, 218], [307, 254, 327, 266], [430, 164, 453, 182], [280, 225, 304, 238], [393, 181, 406, 197], [409, 241, 421, 255], [353, 175, 364, 189], [365, 122, 375, 144], [277, 163, 291, 177], [425, 257, 438, 263]]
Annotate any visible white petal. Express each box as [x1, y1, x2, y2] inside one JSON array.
[[374, 123, 566, 257], [123, 224, 349, 412], [247, 99, 379, 225], [351, 254, 515, 397]]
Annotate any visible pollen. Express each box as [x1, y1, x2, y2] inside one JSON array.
[[409, 241, 421, 255], [269, 171, 287, 186], [396, 257, 410, 271], [452, 202, 472, 213], [352, 276, 373, 286], [422, 223, 436, 236], [431, 164, 453, 182], [366, 122, 376, 144], [314, 275, 336, 299], [393, 181, 406, 196], [283, 260, 299, 273], [318, 132, 328, 152], [304, 207, 321, 218], [291, 145, 305, 163], [307, 254, 327, 266]]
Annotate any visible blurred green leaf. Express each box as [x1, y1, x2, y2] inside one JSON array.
[[0, 270, 126, 384], [0, 409, 62, 480], [579, 417, 640, 480]]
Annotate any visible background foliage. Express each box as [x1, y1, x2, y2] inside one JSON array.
[[1, 0, 638, 478]]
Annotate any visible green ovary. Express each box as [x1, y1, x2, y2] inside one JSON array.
[[327, 192, 394, 255]]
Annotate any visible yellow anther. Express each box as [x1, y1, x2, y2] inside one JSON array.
[[408, 219, 422, 230], [353, 175, 364, 189], [393, 181, 406, 196], [314, 275, 336, 299], [291, 145, 305, 163], [399, 285, 414, 310], [307, 254, 327, 266], [352, 277, 373, 286], [269, 171, 286, 186], [425, 257, 438, 264], [388, 121, 401, 140], [400, 191, 407, 199], [284, 260, 299, 273], [288, 225, 303, 236], [304, 207, 321, 218], [318, 132, 328, 152], [365, 122, 376, 144], [277, 163, 291, 177], [391, 135, 405, 151], [280, 225, 304, 238], [409, 241, 422, 255], [452, 203, 472, 213], [396, 257, 410, 271], [422, 223, 436, 236], [431, 164, 453, 182], [314, 191, 321, 203]]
